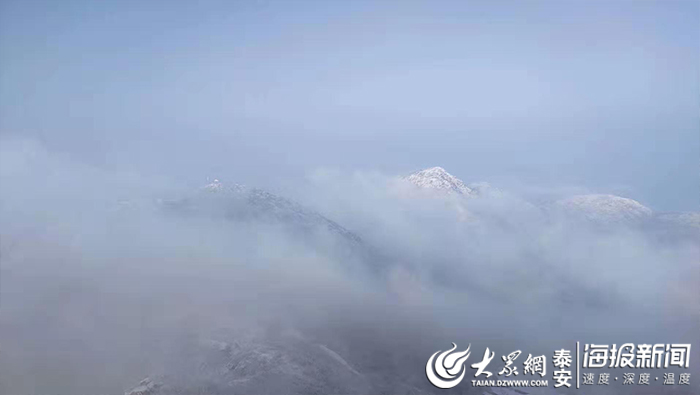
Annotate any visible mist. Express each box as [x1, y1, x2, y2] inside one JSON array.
[[1, 1, 698, 394], [1, 136, 697, 395]]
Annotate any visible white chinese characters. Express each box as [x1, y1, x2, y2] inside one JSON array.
[[583, 343, 691, 368], [552, 349, 572, 388]]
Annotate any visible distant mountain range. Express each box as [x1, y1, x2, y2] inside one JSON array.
[[122, 166, 699, 271], [403, 166, 698, 230], [118, 167, 697, 395]]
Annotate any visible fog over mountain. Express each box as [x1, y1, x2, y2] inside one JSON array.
[[1, 1, 698, 394], [1, 137, 698, 395]]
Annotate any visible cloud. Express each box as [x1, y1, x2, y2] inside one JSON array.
[[1, 138, 698, 394]]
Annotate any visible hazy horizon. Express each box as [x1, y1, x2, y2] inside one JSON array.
[[1, 0, 698, 211]]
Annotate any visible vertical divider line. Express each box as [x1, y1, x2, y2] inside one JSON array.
[[576, 341, 580, 389]]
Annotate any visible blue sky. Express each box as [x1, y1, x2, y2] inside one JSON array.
[[1, 0, 698, 210]]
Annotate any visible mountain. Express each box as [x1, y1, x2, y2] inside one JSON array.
[[123, 334, 422, 395], [101, 175, 697, 395], [162, 179, 364, 248], [403, 167, 507, 200], [155, 179, 395, 277], [122, 332, 545, 395], [554, 194, 653, 224], [404, 167, 476, 196]]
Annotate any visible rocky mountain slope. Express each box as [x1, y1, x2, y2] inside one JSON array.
[[165, 179, 363, 245]]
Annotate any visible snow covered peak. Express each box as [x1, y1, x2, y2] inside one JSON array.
[[203, 179, 224, 192], [556, 194, 653, 223], [405, 167, 474, 195]]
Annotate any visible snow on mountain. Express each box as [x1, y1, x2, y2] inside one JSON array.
[[202, 178, 224, 192], [402, 167, 697, 237], [402, 167, 509, 202], [122, 333, 435, 395], [404, 167, 476, 196], [164, 179, 366, 249], [555, 194, 653, 223]]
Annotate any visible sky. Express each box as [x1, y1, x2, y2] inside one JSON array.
[[1, 0, 698, 211]]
